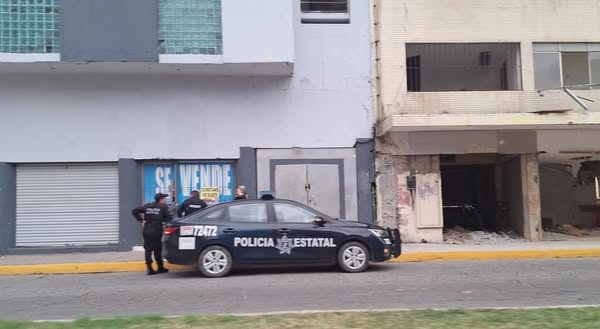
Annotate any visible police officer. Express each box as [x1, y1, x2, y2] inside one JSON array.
[[177, 190, 207, 217], [234, 185, 249, 200], [132, 193, 173, 275]]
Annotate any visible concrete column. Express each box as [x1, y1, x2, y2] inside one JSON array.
[[356, 139, 375, 224], [0, 163, 16, 254], [522, 154, 543, 241], [237, 147, 257, 199], [118, 159, 141, 250]]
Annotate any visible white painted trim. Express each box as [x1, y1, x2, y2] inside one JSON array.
[[0, 53, 60, 63], [158, 54, 224, 64], [379, 112, 600, 134]]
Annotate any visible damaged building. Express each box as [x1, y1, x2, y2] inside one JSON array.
[[373, 0, 600, 243]]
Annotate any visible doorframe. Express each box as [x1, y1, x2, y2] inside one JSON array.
[[269, 159, 346, 218]]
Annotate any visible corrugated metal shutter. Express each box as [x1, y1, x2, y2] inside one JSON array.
[[16, 164, 119, 247]]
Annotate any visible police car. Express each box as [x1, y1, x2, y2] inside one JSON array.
[[163, 196, 401, 278]]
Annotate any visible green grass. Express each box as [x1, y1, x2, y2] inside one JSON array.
[[1, 308, 600, 329]]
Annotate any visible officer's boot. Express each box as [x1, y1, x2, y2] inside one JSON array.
[[146, 262, 157, 275], [156, 260, 169, 274]]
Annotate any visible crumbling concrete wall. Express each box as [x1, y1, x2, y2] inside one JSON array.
[[376, 151, 443, 242]]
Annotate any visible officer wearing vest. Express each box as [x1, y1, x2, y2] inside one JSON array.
[[177, 190, 207, 217], [132, 193, 173, 275]]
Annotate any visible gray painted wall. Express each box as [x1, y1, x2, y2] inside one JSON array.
[[256, 148, 359, 221], [237, 148, 258, 199], [0, 163, 16, 253], [118, 159, 142, 250], [356, 139, 375, 223], [61, 0, 158, 62], [0, 1, 372, 162], [222, 0, 294, 63]]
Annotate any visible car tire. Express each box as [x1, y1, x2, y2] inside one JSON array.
[[337, 241, 370, 273], [197, 245, 233, 278]]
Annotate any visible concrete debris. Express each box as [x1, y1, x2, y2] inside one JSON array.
[[551, 224, 584, 237], [444, 227, 523, 245]]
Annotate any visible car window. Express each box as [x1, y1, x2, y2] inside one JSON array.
[[274, 203, 316, 223], [228, 203, 268, 223], [204, 208, 224, 220]]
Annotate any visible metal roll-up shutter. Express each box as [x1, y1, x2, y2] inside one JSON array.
[[16, 164, 119, 247]]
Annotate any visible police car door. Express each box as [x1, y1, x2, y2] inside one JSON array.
[[222, 202, 279, 264], [272, 202, 341, 263]]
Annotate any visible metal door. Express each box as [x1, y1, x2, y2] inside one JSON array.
[[274, 164, 341, 218]]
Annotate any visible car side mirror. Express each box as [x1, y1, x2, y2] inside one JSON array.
[[313, 216, 326, 225]]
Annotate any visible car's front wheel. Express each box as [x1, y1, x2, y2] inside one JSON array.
[[337, 241, 370, 273], [197, 245, 232, 278]]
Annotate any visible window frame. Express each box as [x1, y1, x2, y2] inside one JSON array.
[[533, 42, 600, 90], [300, 0, 350, 24], [273, 202, 319, 224], [225, 202, 270, 223]]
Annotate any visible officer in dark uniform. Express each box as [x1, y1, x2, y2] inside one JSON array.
[[132, 193, 173, 275], [176, 190, 207, 217]]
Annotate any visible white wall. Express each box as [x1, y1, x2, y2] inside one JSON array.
[[0, 0, 373, 162]]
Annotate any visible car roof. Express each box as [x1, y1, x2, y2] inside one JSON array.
[[180, 198, 330, 220]]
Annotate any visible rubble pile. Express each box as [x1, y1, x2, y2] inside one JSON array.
[[444, 226, 523, 245]]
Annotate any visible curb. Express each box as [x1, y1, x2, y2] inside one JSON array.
[[1, 249, 600, 276], [389, 248, 600, 262]]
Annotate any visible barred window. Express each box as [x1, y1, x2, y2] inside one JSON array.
[[301, 0, 349, 24], [0, 0, 60, 54], [158, 0, 223, 55]]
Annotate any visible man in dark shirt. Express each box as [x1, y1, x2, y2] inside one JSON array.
[[177, 190, 207, 217], [132, 193, 173, 275]]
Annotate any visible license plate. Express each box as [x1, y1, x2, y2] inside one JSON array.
[[383, 238, 392, 245]]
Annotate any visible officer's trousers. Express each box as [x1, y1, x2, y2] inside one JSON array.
[[143, 234, 164, 268]]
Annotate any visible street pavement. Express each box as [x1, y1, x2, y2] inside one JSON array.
[[1, 258, 599, 321]]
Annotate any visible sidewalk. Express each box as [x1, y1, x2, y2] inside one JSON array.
[[1, 241, 599, 276]]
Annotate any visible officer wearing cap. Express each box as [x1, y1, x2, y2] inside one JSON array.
[[132, 193, 173, 275], [177, 190, 207, 218]]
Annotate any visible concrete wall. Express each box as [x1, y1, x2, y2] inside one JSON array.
[[376, 0, 600, 116], [0, 0, 373, 162]]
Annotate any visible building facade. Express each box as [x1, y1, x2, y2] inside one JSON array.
[[374, 0, 600, 242], [0, 0, 375, 254]]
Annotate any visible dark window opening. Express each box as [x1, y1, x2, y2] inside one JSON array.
[[407, 55, 421, 92], [406, 43, 522, 92]]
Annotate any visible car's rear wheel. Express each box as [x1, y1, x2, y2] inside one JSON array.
[[337, 242, 370, 273], [197, 246, 232, 278]]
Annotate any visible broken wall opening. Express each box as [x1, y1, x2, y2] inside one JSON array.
[[540, 159, 600, 240], [441, 153, 538, 243]]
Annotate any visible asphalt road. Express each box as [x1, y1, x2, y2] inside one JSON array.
[[1, 258, 600, 321]]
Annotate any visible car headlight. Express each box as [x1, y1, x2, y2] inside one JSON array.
[[368, 229, 387, 238]]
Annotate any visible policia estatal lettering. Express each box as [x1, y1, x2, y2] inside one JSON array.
[[132, 193, 173, 275]]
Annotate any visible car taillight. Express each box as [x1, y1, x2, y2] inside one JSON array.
[[163, 227, 178, 235]]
